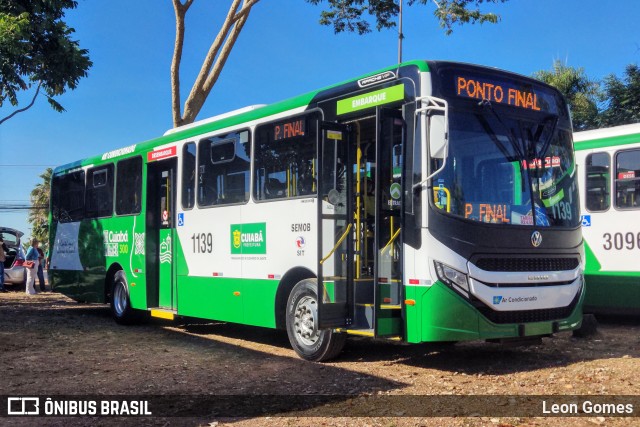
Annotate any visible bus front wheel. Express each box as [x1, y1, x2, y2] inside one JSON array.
[[286, 279, 346, 362], [110, 271, 139, 325]]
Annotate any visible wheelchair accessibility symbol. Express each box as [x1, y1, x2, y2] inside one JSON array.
[[580, 215, 591, 227], [178, 213, 184, 227]]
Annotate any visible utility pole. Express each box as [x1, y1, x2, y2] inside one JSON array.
[[398, 0, 404, 64]]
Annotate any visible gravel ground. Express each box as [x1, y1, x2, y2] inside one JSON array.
[[0, 288, 638, 426]]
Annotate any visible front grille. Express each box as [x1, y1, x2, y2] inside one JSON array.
[[472, 292, 580, 324], [474, 257, 579, 272]]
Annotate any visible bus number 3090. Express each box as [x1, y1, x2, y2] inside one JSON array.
[[191, 233, 213, 253], [602, 232, 640, 251]]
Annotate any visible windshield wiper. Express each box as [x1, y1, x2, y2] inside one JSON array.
[[533, 115, 559, 161], [477, 99, 528, 161], [477, 99, 528, 192]]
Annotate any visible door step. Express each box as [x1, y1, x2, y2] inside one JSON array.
[[335, 328, 403, 341], [149, 308, 176, 320], [335, 328, 374, 337]]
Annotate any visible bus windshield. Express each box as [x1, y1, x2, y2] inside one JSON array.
[[432, 108, 579, 227]]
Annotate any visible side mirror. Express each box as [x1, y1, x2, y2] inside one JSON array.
[[429, 114, 447, 159], [412, 96, 449, 191]]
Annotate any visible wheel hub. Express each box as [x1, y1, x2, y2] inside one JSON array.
[[294, 296, 319, 346], [113, 282, 127, 316]]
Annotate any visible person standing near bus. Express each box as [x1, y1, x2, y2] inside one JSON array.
[[36, 246, 46, 292], [0, 236, 8, 293], [24, 238, 40, 295]]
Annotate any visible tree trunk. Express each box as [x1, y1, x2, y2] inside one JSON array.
[[170, 0, 260, 128]]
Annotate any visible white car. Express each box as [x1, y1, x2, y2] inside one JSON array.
[[1, 227, 26, 287]]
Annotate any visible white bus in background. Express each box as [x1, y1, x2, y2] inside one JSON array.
[[574, 123, 640, 315]]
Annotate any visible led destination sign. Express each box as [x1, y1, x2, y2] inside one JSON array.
[[455, 75, 555, 113], [274, 118, 306, 141]]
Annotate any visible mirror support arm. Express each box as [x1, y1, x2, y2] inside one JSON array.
[[412, 96, 449, 191]]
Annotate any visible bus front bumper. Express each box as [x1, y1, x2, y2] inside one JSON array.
[[404, 280, 584, 343]]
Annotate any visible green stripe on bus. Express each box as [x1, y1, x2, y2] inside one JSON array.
[[574, 132, 640, 151], [54, 61, 429, 174], [584, 274, 640, 314], [583, 240, 602, 273]]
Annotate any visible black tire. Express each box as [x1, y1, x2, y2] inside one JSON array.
[[110, 270, 140, 325], [573, 313, 599, 338], [285, 278, 346, 362]]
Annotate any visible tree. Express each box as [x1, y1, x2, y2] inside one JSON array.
[[533, 60, 601, 131], [0, 0, 92, 125], [170, 0, 508, 128], [306, 0, 508, 35], [28, 168, 52, 251], [171, 0, 259, 128], [599, 64, 640, 127]]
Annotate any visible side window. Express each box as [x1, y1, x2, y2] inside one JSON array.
[[254, 113, 318, 201], [585, 152, 610, 212], [57, 170, 86, 223], [86, 165, 114, 218], [116, 157, 142, 215], [182, 142, 196, 209], [51, 175, 61, 223], [615, 149, 640, 210], [197, 130, 251, 207]]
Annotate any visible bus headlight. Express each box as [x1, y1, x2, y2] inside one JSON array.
[[434, 261, 469, 295]]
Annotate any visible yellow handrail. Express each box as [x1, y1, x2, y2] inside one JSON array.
[[381, 227, 401, 255], [355, 121, 362, 279], [320, 223, 352, 265]]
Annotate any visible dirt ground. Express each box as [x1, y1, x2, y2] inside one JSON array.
[[1, 286, 638, 427]]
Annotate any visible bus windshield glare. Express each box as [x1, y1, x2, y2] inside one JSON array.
[[432, 107, 579, 227]]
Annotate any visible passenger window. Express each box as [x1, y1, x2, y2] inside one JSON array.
[[53, 170, 86, 223], [585, 152, 610, 212], [115, 157, 142, 215], [86, 165, 114, 218], [615, 149, 640, 210], [254, 113, 319, 201], [182, 143, 196, 209], [197, 130, 251, 207]]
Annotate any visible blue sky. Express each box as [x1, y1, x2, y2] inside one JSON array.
[[1, 0, 639, 237]]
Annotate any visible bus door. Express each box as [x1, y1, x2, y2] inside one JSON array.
[[373, 108, 405, 338], [145, 158, 178, 311], [317, 122, 354, 329]]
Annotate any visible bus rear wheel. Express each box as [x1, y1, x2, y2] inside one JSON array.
[[110, 271, 139, 325], [285, 279, 346, 362]]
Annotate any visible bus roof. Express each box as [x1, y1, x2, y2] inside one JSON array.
[[53, 59, 430, 175], [573, 123, 640, 150], [162, 104, 267, 136], [55, 59, 563, 175]]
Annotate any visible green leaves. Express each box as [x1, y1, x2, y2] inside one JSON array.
[[427, 0, 505, 35], [28, 167, 53, 252], [533, 60, 601, 131], [534, 60, 640, 131], [599, 64, 640, 127], [0, 0, 91, 122], [306, 0, 508, 35]]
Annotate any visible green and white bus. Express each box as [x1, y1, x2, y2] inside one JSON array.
[[49, 60, 584, 361], [574, 123, 640, 315]]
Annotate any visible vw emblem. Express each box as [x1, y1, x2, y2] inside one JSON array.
[[531, 231, 542, 247]]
